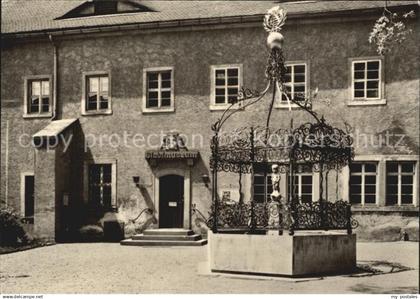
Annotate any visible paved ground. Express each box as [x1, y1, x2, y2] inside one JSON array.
[[0, 241, 418, 294]]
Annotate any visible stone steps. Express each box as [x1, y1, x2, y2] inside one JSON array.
[[120, 229, 207, 247]]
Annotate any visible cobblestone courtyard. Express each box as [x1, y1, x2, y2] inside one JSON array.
[[1, 241, 418, 294]]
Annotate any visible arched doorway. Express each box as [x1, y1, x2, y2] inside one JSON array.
[[159, 175, 184, 228]]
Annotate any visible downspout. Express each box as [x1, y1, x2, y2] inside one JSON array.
[[49, 34, 58, 120]]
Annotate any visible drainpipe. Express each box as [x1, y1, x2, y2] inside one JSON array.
[[49, 34, 58, 121]]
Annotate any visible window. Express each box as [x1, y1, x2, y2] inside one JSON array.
[[86, 75, 110, 112], [94, 1, 117, 15], [253, 173, 273, 203], [21, 173, 35, 224], [352, 59, 382, 100], [386, 162, 415, 205], [210, 65, 242, 110], [349, 163, 377, 205], [143, 67, 174, 112], [288, 172, 313, 203], [24, 77, 52, 117], [89, 164, 113, 209], [281, 63, 307, 103]]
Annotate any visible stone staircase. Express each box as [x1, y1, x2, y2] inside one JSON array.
[[120, 228, 207, 246]]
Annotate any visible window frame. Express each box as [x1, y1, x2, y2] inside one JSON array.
[[81, 71, 112, 116], [23, 75, 53, 118], [386, 161, 416, 206], [142, 66, 175, 113], [210, 64, 243, 111], [288, 171, 315, 203], [83, 159, 117, 211], [276, 61, 309, 109], [348, 57, 386, 106], [253, 172, 273, 203], [349, 162, 378, 206]]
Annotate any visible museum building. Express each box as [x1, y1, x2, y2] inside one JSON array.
[[1, 0, 418, 242]]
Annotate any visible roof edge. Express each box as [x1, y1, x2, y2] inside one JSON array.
[[2, 3, 418, 40]]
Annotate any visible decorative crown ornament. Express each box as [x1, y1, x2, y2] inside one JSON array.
[[263, 6, 287, 50]]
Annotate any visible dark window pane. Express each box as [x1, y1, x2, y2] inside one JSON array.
[[215, 88, 225, 95], [365, 185, 376, 194], [87, 95, 97, 110], [294, 85, 305, 93], [254, 185, 265, 194], [301, 176, 312, 184], [387, 175, 398, 184], [30, 97, 39, 113], [354, 90, 365, 98], [41, 97, 49, 112], [401, 163, 414, 173], [367, 81, 379, 89], [387, 163, 398, 173], [401, 175, 413, 184], [367, 71, 379, 79], [227, 77, 238, 85], [386, 195, 398, 205], [365, 175, 376, 184], [215, 96, 225, 104], [401, 185, 413, 194], [350, 194, 361, 204], [148, 91, 158, 100], [365, 194, 376, 204], [148, 81, 158, 89], [350, 185, 361, 194], [161, 98, 171, 107], [254, 176, 265, 184], [228, 88, 238, 95], [386, 184, 398, 194], [227, 68, 238, 77], [148, 73, 158, 81], [354, 82, 364, 90], [99, 96, 108, 110], [215, 78, 225, 86], [350, 176, 361, 184], [354, 71, 365, 80], [161, 91, 171, 99], [215, 70, 225, 80], [161, 72, 171, 80], [161, 80, 171, 88], [366, 89, 378, 98], [294, 65, 305, 73], [301, 186, 312, 194], [367, 61, 379, 70], [401, 194, 413, 204], [365, 163, 377, 172], [147, 99, 158, 108], [350, 164, 362, 172], [354, 62, 365, 71]]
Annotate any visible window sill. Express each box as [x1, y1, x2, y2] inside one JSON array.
[[23, 113, 52, 119], [352, 204, 418, 213], [142, 107, 175, 114], [82, 110, 113, 116], [274, 103, 308, 110], [347, 99, 387, 106], [210, 104, 243, 111]]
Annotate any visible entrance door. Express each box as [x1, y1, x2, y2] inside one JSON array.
[[159, 175, 184, 228]]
